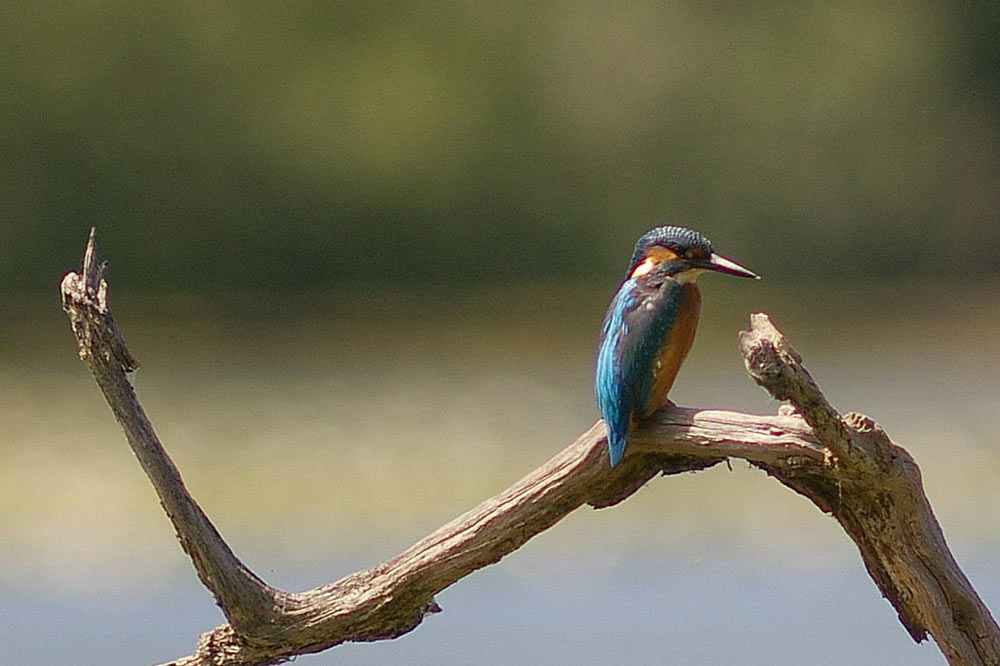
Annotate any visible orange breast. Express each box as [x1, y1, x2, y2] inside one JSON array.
[[643, 283, 701, 417]]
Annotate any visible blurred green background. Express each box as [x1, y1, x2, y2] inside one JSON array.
[[1, 2, 998, 665], [3, 1, 998, 290]]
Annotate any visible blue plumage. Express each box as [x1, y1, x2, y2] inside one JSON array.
[[595, 273, 684, 466]]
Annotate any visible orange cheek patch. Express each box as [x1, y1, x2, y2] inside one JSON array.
[[630, 247, 678, 278]]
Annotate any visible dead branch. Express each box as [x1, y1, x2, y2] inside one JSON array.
[[60, 230, 998, 666]]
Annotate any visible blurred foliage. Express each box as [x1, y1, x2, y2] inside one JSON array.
[[2, 1, 998, 292]]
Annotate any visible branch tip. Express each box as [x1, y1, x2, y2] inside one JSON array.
[[83, 226, 100, 288]]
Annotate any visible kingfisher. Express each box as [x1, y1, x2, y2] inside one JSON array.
[[595, 226, 759, 466]]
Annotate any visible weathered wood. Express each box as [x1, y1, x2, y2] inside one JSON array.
[[734, 314, 999, 665], [60, 230, 998, 666], [60, 229, 288, 638]]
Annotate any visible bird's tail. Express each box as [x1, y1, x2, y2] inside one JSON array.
[[606, 429, 627, 467]]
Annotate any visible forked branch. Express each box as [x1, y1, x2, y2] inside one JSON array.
[[60, 230, 998, 666]]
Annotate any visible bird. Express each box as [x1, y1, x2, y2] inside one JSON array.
[[595, 226, 759, 466]]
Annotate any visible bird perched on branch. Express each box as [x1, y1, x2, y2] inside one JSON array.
[[595, 226, 759, 466]]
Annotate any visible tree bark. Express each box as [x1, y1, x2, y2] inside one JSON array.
[[60, 229, 999, 666]]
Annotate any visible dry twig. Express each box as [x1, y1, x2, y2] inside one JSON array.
[[60, 229, 998, 666]]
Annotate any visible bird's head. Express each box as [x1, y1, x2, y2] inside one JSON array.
[[627, 225, 759, 283]]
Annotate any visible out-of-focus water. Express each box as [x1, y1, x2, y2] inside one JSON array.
[[1, 285, 997, 665]]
